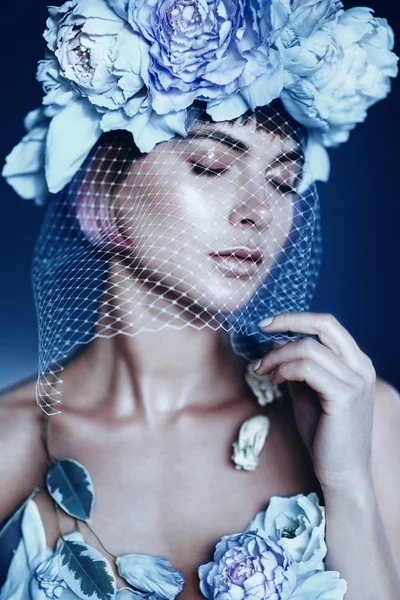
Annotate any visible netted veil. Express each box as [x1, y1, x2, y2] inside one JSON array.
[[31, 100, 322, 414]]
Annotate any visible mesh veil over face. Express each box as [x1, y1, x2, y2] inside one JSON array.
[[32, 101, 321, 414]]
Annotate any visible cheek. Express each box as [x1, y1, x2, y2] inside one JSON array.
[[173, 180, 226, 223], [266, 196, 295, 255], [114, 172, 217, 254]]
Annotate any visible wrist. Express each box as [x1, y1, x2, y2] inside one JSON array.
[[321, 474, 378, 513]]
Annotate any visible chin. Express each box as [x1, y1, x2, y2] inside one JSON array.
[[185, 280, 258, 315]]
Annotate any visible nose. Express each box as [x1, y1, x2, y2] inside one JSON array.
[[228, 170, 272, 231]]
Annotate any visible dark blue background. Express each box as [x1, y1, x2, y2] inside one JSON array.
[[0, 1, 399, 392]]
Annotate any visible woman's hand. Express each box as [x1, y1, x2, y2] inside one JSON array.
[[254, 312, 377, 493]]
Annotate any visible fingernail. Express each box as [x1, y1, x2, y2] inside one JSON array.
[[259, 316, 274, 328], [252, 359, 262, 372]]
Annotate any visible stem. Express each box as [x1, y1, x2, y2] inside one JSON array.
[[54, 504, 63, 539], [42, 414, 55, 467], [84, 521, 118, 559], [42, 391, 118, 564]]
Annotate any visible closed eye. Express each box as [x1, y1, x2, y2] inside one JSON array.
[[272, 181, 296, 194], [191, 163, 227, 177], [266, 159, 300, 195]]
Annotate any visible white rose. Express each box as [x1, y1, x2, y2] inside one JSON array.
[[247, 493, 327, 575]]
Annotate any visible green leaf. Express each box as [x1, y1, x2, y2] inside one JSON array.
[[46, 459, 95, 521], [59, 539, 116, 600]]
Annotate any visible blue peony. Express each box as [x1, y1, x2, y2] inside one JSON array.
[[199, 507, 347, 600], [127, 0, 284, 119], [199, 530, 298, 599]]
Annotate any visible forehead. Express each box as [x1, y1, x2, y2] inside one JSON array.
[[146, 116, 303, 165], [190, 119, 300, 158]]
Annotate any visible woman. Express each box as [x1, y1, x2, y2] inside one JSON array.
[[1, 1, 400, 599]]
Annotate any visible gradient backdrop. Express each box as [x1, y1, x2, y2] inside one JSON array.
[[0, 0, 399, 393]]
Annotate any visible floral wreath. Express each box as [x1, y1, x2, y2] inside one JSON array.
[[2, 0, 398, 206]]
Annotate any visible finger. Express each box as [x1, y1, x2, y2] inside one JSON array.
[[255, 337, 357, 384], [269, 359, 354, 411], [259, 312, 370, 374]]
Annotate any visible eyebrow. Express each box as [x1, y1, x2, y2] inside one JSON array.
[[188, 130, 249, 153], [188, 129, 303, 163]]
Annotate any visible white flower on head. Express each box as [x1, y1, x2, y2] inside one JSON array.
[[280, 6, 398, 146], [37, 57, 78, 117], [318, 8, 398, 146], [273, 0, 344, 78], [247, 493, 327, 575], [288, 0, 344, 38], [279, 27, 343, 78], [44, 0, 147, 111], [2, 109, 50, 205]]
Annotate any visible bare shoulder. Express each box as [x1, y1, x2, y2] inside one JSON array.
[[371, 377, 400, 558], [0, 378, 48, 520]]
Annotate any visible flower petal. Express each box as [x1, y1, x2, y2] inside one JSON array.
[[0, 500, 48, 600], [2, 109, 49, 205], [107, 0, 129, 20], [126, 107, 187, 154], [45, 99, 102, 194], [290, 571, 347, 600], [239, 52, 284, 110], [116, 554, 184, 599], [206, 94, 249, 122]]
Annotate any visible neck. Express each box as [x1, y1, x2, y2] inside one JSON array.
[[60, 260, 250, 423]]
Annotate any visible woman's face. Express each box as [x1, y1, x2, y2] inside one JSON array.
[[108, 119, 302, 316]]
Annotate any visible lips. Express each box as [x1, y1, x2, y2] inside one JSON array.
[[209, 247, 263, 278], [211, 248, 263, 264]]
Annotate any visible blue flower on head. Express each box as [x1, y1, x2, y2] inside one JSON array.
[[127, 0, 284, 118]]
